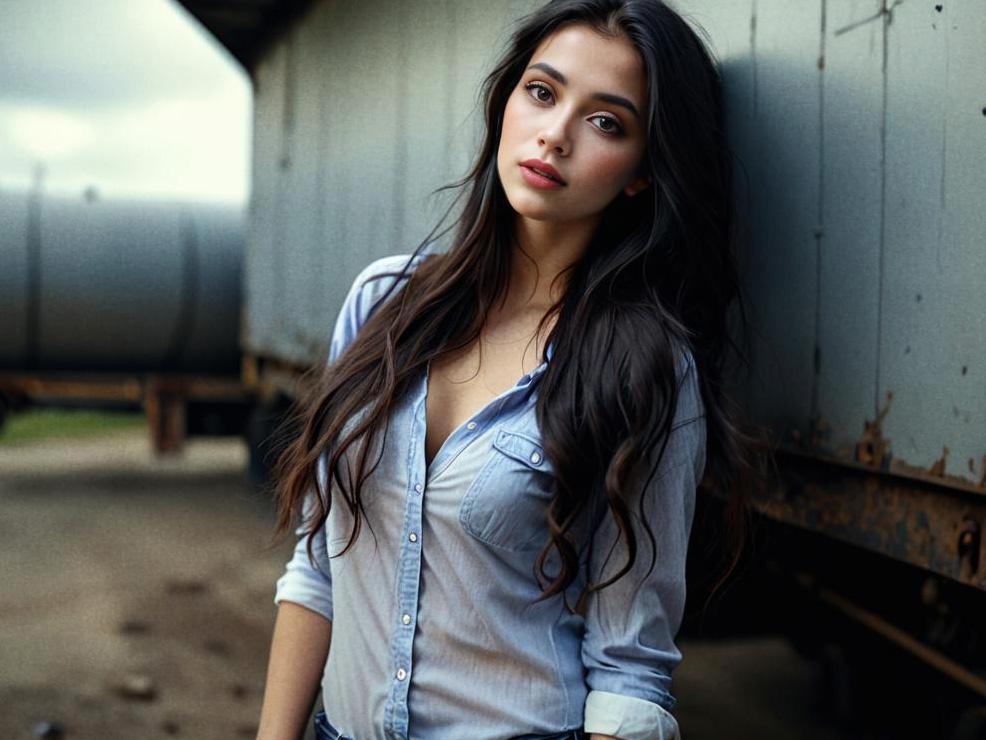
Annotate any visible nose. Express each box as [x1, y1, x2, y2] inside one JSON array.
[[537, 114, 571, 156]]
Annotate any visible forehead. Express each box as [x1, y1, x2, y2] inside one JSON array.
[[527, 23, 647, 103]]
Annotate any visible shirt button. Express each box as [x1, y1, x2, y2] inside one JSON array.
[[530, 451, 541, 464], [402, 613, 411, 625], [466, 422, 477, 430], [414, 483, 423, 493], [409, 532, 418, 542], [396, 668, 407, 680]]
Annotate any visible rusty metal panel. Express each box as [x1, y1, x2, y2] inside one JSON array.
[[691, 0, 985, 491], [759, 449, 986, 591], [243, 0, 986, 490], [879, 1, 986, 483], [733, 0, 823, 439], [677, 0, 821, 439], [814, 0, 884, 458]]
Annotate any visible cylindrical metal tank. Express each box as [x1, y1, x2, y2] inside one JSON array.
[[0, 189, 244, 374]]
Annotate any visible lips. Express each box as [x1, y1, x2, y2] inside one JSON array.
[[519, 158, 566, 185]]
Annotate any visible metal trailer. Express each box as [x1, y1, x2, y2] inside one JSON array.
[[684, 3, 986, 734], [178, 0, 986, 733]]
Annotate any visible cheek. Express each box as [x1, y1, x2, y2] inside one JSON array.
[[579, 145, 642, 193], [500, 94, 527, 146]]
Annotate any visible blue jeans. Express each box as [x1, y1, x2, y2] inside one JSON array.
[[313, 709, 587, 740]]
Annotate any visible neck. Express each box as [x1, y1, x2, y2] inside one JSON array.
[[507, 213, 599, 310]]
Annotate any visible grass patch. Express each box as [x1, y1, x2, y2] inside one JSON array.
[[0, 408, 147, 446]]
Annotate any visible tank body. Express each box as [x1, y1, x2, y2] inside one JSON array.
[[0, 190, 244, 375]]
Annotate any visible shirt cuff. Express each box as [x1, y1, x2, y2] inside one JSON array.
[[273, 566, 334, 622], [583, 690, 681, 740]]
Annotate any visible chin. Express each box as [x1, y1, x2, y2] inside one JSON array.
[[503, 189, 561, 221], [511, 203, 560, 222]]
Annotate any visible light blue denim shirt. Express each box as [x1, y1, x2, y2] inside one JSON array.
[[274, 253, 706, 740]]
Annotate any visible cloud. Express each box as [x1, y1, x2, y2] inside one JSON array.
[[0, 0, 250, 203]]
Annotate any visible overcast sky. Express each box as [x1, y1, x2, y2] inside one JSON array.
[[0, 0, 250, 203]]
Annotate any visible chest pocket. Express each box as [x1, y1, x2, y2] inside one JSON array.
[[459, 428, 557, 553]]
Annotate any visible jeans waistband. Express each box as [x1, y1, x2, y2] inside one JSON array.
[[313, 709, 586, 740]]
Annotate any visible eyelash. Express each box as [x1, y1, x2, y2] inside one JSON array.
[[523, 81, 624, 136]]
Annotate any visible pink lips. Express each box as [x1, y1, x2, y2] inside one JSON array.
[[519, 158, 566, 189]]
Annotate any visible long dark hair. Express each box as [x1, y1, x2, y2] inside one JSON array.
[[271, 0, 768, 614]]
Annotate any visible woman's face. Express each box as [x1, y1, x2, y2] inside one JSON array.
[[496, 23, 651, 225]]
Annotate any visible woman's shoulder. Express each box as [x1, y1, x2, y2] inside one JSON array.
[[348, 251, 433, 318], [352, 251, 431, 302], [328, 251, 434, 364], [355, 251, 429, 284]]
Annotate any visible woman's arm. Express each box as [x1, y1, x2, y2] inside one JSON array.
[[255, 601, 333, 740], [580, 351, 706, 740]]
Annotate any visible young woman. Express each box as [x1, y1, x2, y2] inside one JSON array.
[[256, 1, 759, 739]]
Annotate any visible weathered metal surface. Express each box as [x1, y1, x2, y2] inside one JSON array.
[[760, 449, 986, 591], [684, 0, 986, 488], [236, 0, 986, 553], [242, 0, 543, 367]]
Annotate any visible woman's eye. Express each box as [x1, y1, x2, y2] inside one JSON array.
[[524, 82, 553, 103], [523, 82, 623, 136], [590, 115, 623, 135]]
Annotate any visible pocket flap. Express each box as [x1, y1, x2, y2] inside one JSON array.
[[492, 428, 554, 473]]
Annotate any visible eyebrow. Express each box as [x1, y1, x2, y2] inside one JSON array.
[[526, 62, 640, 120]]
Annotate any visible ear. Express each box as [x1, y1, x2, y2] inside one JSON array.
[[623, 175, 653, 198]]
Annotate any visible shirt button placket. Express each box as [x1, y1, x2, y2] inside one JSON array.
[[389, 397, 428, 740]]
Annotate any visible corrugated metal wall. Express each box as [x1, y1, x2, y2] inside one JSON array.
[[682, 0, 985, 484], [244, 0, 541, 366], [244, 0, 986, 485]]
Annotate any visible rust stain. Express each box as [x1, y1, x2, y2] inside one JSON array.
[[929, 445, 950, 477], [856, 390, 893, 468], [760, 451, 986, 590], [887, 454, 986, 492], [791, 403, 986, 491]]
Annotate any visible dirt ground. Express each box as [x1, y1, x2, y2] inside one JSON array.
[[0, 432, 850, 740]]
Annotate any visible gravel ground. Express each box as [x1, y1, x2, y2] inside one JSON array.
[[0, 432, 294, 740], [0, 432, 850, 740]]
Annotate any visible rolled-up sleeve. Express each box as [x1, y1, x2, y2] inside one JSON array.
[[581, 352, 706, 740], [271, 264, 373, 621], [273, 451, 335, 620]]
